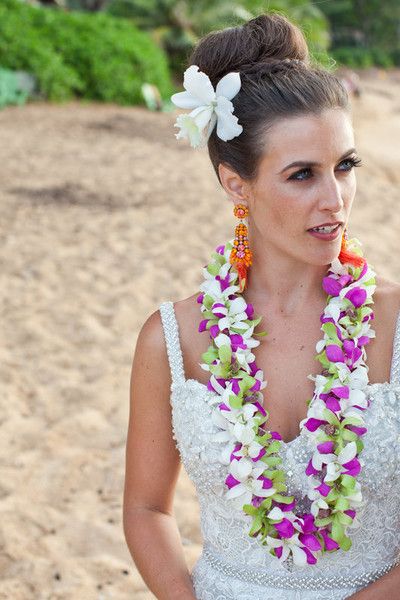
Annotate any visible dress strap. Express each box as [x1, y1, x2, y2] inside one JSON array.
[[159, 301, 185, 386], [389, 308, 400, 385]]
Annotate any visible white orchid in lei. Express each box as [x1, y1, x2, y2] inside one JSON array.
[[226, 457, 277, 506], [308, 488, 330, 518], [215, 296, 248, 331], [171, 65, 243, 148], [266, 533, 310, 567], [211, 391, 263, 462], [323, 442, 358, 482], [200, 276, 239, 303]]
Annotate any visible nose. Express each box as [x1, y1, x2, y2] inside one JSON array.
[[318, 174, 345, 213]]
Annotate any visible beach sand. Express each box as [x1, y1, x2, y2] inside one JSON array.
[[0, 68, 399, 599]]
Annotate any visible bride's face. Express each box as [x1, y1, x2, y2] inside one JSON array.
[[240, 108, 359, 265]]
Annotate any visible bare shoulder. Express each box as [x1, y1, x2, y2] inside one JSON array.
[[173, 291, 202, 322], [133, 294, 203, 386], [132, 305, 171, 389], [136, 305, 165, 349]]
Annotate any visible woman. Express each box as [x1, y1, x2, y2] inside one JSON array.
[[123, 13, 400, 600]]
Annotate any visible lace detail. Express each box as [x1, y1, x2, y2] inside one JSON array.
[[159, 301, 400, 599], [390, 307, 400, 384], [159, 302, 185, 386]]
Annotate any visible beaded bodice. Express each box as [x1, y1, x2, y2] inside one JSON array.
[[159, 301, 400, 599]]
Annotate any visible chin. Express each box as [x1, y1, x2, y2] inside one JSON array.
[[306, 251, 341, 267]]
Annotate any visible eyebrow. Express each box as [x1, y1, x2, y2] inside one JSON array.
[[279, 148, 357, 173]]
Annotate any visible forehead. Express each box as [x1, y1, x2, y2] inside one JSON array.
[[259, 108, 354, 165]]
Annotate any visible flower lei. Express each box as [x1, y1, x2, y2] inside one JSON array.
[[197, 237, 376, 567]]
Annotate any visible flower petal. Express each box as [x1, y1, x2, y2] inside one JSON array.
[[215, 71, 241, 100], [298, 533, 322, 552], [171, 90, 201, 109], [215, 96, 243, 142], [338, 441, 357, 465], [182, 65, 215, 105], [291, 545, 308, 567]]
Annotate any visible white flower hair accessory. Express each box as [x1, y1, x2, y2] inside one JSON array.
[[171, 65, 243, 148]]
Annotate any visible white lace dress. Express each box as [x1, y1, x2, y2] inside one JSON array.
[[159, 301, 400, 600]]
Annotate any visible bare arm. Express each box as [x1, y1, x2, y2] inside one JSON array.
[[123, 309, 196, 600], [346, 563, 400, 599]]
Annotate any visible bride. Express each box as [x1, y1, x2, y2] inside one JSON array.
[[123, 12, 400, 600]]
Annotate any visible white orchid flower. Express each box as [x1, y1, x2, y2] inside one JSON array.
[[311, 450, 337, 471], [234, 347, 256, 373], [336, 362, 368, 387], [266, 532, 308, 566], [348, 365, 369, 388], [211, 411, 236, 465], [339, 269, 376, 299], [232, 420, 258, 445], [310, 496, 330, 518], [211, 395, 258, 462], [233, 438, 265, 460], [215, 401, 259, 445], [171, 65, 243, 148], [324, 297, 343, 323], [223, 401, 259, 425], [323, 441, 358, 483], [340, 389, 368, 412], [199, 276, 239, 302], [330, 257, 350, 276], [225, 458, 276, 506], [217, 296, 248, 331]]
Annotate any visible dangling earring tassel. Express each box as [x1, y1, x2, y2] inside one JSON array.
[[230, 204, 252, 292], [338, 226, 365, 268]]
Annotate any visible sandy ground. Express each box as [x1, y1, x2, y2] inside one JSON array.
[[0, 68, 399, 599]]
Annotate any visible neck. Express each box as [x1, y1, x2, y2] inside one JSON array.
[[242, 238, 330, 318]]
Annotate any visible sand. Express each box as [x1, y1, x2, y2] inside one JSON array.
[[0, 68, 399, 599]]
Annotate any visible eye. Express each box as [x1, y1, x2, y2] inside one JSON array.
[[338, 156, 363, 171], [288, 156, 363, 181]]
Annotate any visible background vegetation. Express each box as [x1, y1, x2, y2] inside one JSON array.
[[0, 0, 173, 103], [0, 0, 398, 107]]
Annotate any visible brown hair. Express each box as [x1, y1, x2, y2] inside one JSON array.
[[189, 13, 349, 184]]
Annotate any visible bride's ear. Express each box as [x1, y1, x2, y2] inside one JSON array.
[[218, 163, 250, 203]]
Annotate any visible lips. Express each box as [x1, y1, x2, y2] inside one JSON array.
[[307, 224, 342, 240]]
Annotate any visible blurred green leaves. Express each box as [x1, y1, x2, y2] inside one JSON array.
[[0, 0, 174, 103]]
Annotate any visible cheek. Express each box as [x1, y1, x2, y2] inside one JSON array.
[[268, 184, 311, 226], [335, 174, 356, 213], [345, 173, 357, 201], [253, 180, 319, 229]]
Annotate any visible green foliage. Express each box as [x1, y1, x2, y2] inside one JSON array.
[[105, 0, 332, 73], [316, 0, 400, 67], [106, 0, 253, 74], [0, 68, 29, 108], [332, 46, 395, 69], [0, 0, 173, 103], [0, 0, 81, 101], [243, 1, 331, 65]]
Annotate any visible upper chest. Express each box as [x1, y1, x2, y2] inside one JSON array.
[[181, 287, 399, 387]]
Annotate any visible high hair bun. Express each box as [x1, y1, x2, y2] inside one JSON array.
[[188, 12, 348, 185], [189, 13, 310, 87]]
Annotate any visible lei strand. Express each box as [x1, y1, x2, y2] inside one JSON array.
[[197, 237, 376, 567]]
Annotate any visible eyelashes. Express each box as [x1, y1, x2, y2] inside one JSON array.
[[342, 156, 363, 169], [288, 156, 363, 181]]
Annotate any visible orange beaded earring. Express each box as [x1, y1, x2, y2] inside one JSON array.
[[230, 203, 253, 293]]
